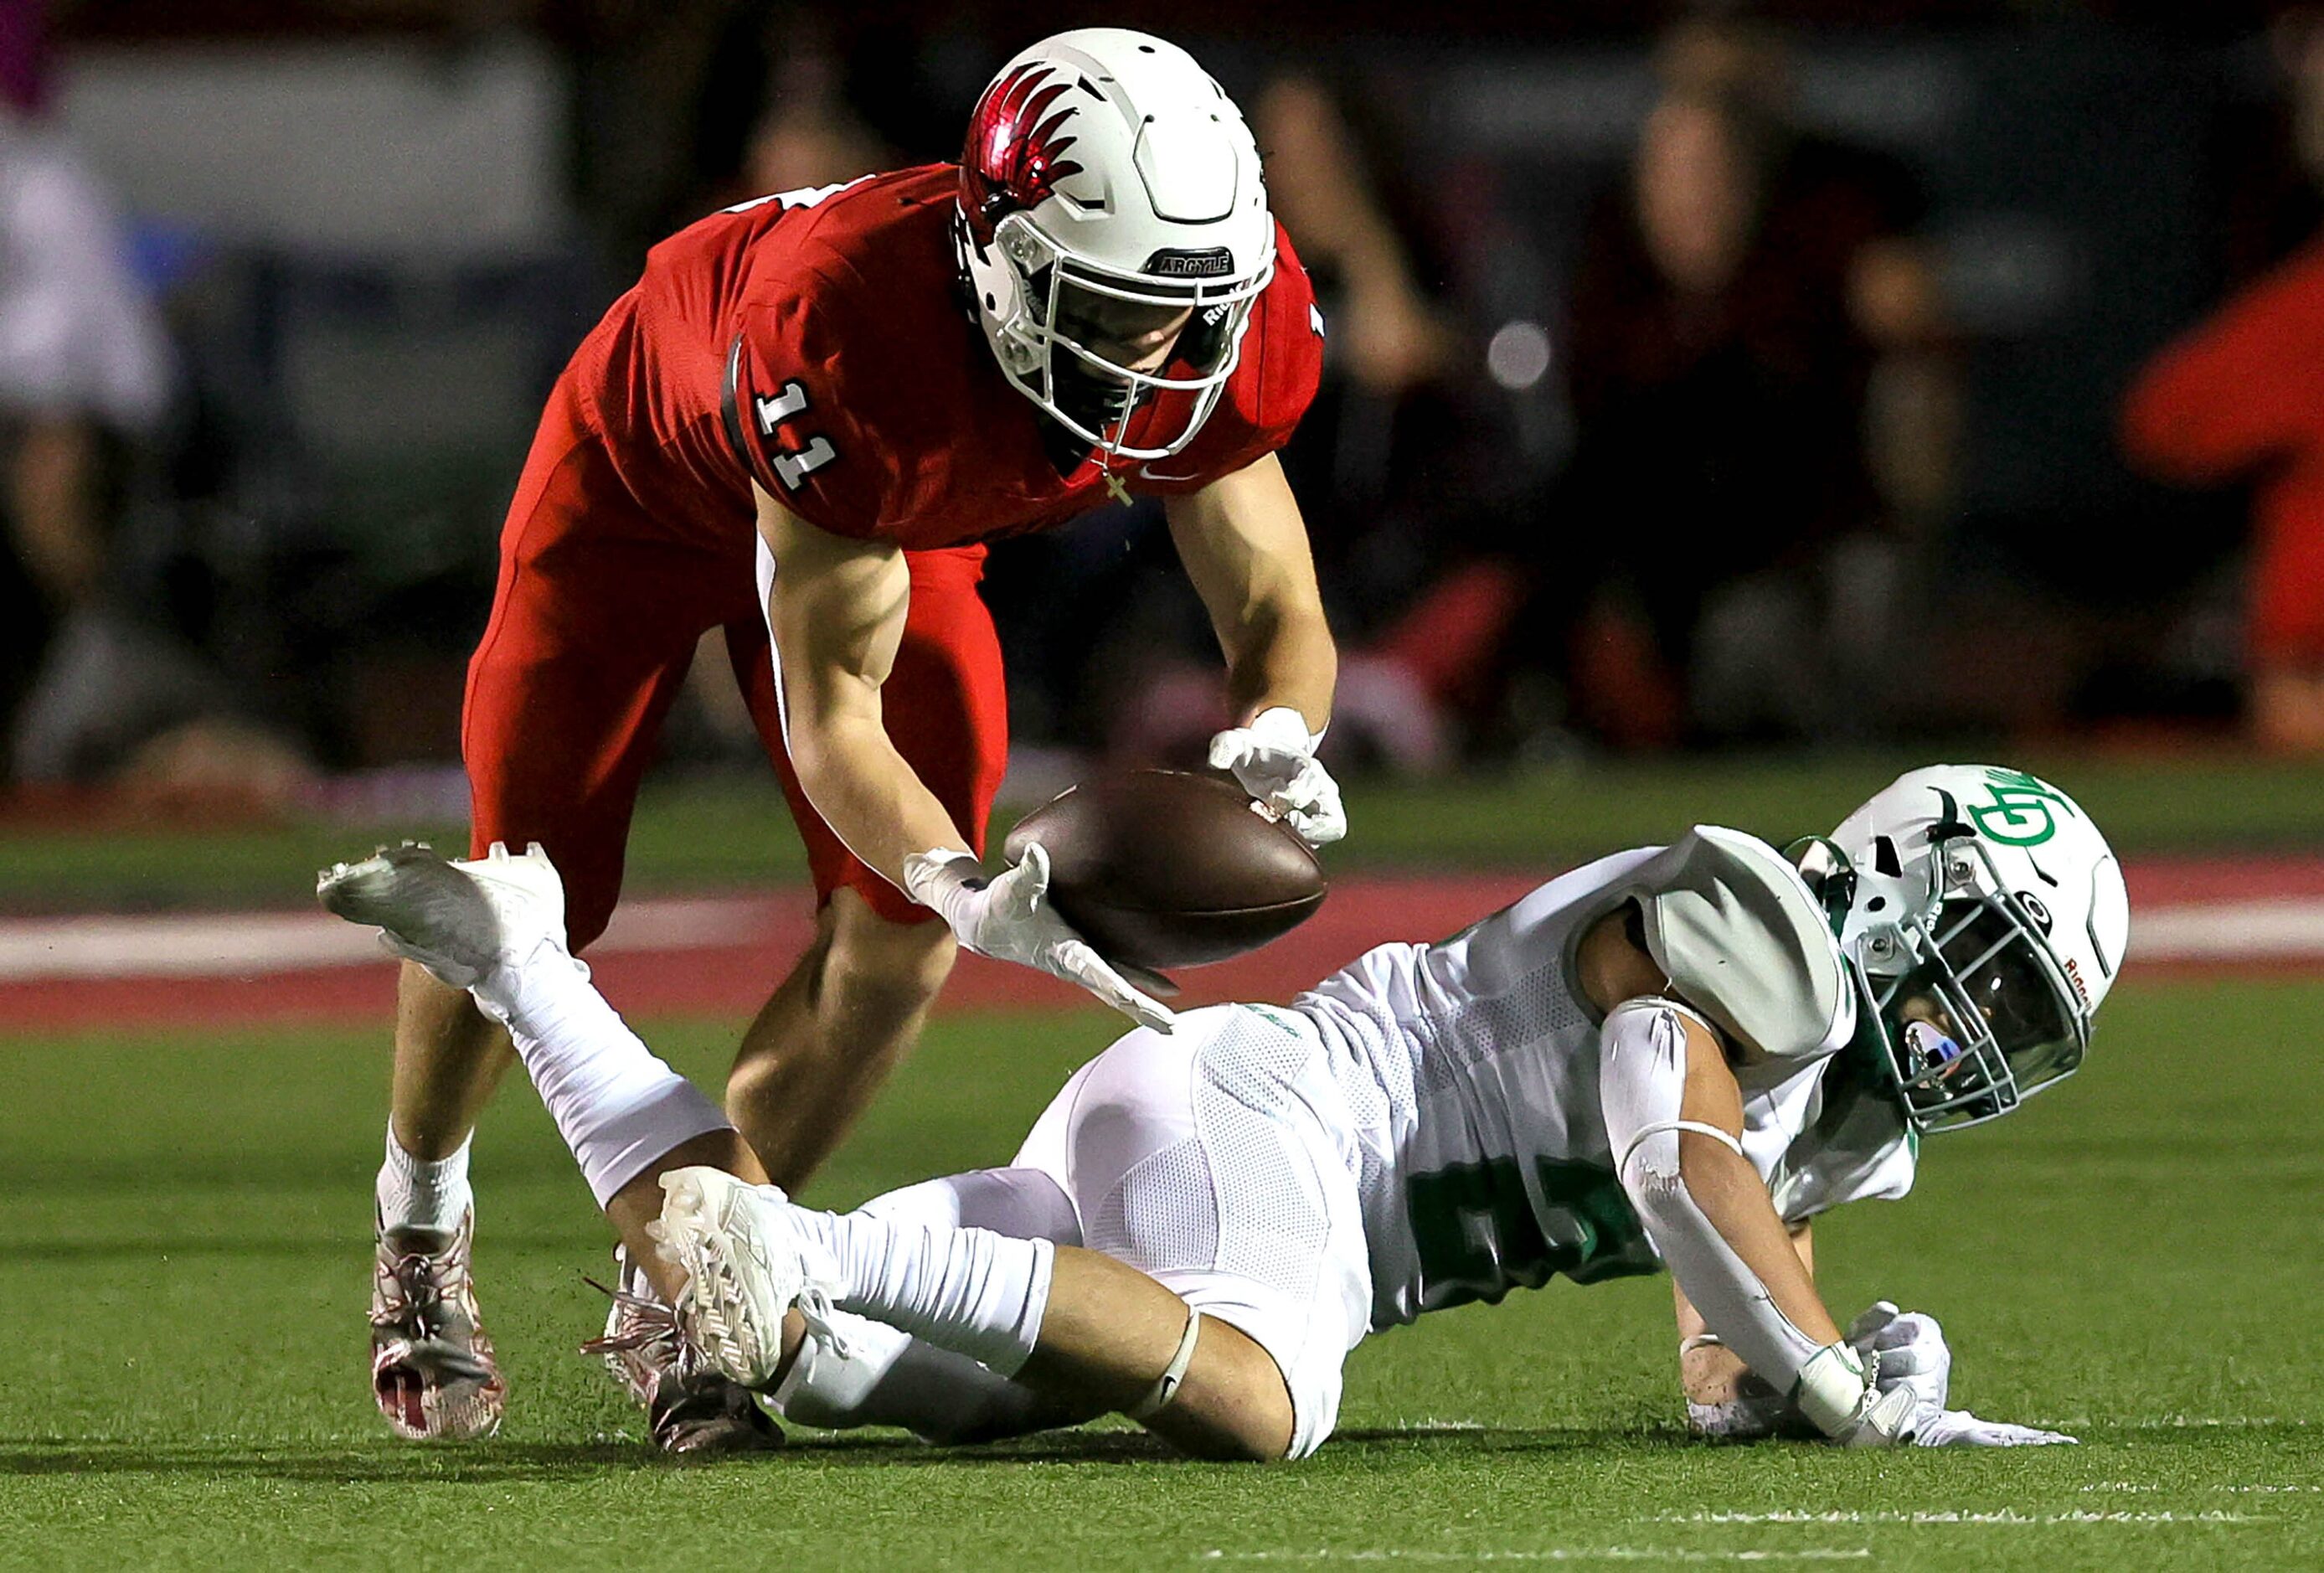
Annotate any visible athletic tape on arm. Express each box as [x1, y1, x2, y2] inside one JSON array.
[[1599, 998, 1828, 1396]]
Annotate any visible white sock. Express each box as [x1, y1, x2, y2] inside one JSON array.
[[775, 1308, 1074, 1443], [470, 945, 733, 1207], [377, 1125, 472, 1235], [792, 1207, 1054, 1378]]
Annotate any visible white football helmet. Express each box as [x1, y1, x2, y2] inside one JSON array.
[[1811, 765, 2131, 1132], [955, 28, 1275, 461]]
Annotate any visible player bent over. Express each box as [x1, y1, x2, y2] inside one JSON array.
[[366, 28, 1348, 1447], [326, 765, 2120, 1456]]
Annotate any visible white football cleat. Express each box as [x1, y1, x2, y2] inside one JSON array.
[[370, 1208, 506, 1442], [653, 1167, 849, 1390], [317, 840, 568, 989]]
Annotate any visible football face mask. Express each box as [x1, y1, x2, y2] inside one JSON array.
[[1004, 229, 1262, 456], [1858, 852, 2088, 1130], [1828, 764, 2129, 1134]]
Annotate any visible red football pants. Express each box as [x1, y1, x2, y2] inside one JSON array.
[[462, 377, 1007, 949]]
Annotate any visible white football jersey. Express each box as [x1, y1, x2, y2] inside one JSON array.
[[1294, 830, 1918, 1333]]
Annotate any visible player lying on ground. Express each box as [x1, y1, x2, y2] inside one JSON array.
[[367, 27, 1346, 1448], [322, 764, 2125, 1458]]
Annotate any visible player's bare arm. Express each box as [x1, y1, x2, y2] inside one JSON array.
[[1167, 453, 1336, 733], [1171, 455, 1348, 847], [755, 484, 974, 883], [758, 484, 1174, 1030]]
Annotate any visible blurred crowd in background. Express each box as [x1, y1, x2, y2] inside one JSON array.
[[5, 0, 2324, 817]]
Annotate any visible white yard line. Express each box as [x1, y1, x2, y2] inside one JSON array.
[[2078, 1483, 2319, 1493], [2132, 898, 2324, 961], [1660, 1511, 2265, 1525], [1202, 1554, 1874, 1565]]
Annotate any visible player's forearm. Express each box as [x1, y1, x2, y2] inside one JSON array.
[[1603, 1000, 1842, 1397], [786, 709, 977, 887], [1676, 1221, 1814, 1404], [1675, 1140, 1838, 1351], [1169, 456, 1336, 732], [1220, 599, 1336, 732]]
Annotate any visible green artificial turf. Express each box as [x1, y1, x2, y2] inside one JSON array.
[[3, 983, 2318, 1570], [4, 748, 2322, 911]]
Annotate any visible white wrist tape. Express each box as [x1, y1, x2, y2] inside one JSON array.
[[902, 848, 980, 910], [1126, 1309, 1203, 1421], [1600, 998, 1825, 1397], [1246, 706, 1324, 756], [1794, 1341, 1873, 1436]]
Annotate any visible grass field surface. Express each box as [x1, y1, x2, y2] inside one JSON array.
[[4, 749, 2323, 910], [4, 982, 2318, 1570]]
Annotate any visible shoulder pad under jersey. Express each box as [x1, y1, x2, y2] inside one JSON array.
[[1623, 825, 1855, 1065]]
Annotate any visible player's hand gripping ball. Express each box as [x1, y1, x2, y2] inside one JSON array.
[[1003, 770, 1329, 970], [1207, 706, 1347, 847]]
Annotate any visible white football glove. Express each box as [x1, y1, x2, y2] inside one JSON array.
[[1207, 706, 1347, 848], [1847, 1301, 1950, 1423], [1914, 1410, 2078, 1447], [1846, 1302, 2074, 1447], [903, 844, 1175, 1034]]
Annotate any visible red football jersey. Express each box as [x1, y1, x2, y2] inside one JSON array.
[[580, 164, 1322, 554]]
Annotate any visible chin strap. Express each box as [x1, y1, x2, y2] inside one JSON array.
[[1125, 1309, 1203, 1421]]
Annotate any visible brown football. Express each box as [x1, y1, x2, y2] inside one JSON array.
[[1002, 769, 1329, 969]]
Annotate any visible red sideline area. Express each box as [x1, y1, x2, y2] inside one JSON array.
[[3, 858, 2320, 1033]]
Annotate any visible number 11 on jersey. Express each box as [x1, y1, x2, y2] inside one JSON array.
[[754, 379, 837, 492]]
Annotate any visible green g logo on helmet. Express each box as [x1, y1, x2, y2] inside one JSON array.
[[1965, 767, 2077, 848]]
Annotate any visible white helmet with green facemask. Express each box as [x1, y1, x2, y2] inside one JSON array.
[[1811, 765, 2131, 1132]]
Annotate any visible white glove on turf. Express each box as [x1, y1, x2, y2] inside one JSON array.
[[1686, 1307, 2070, 1448], [904, 843, 1175, 1034], [1848, 1300, 1950, 1422], [1847, 1302, 2074, 1447], [1914, 1410, 2078, 1447], [1207, 706, 1347, 848]]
